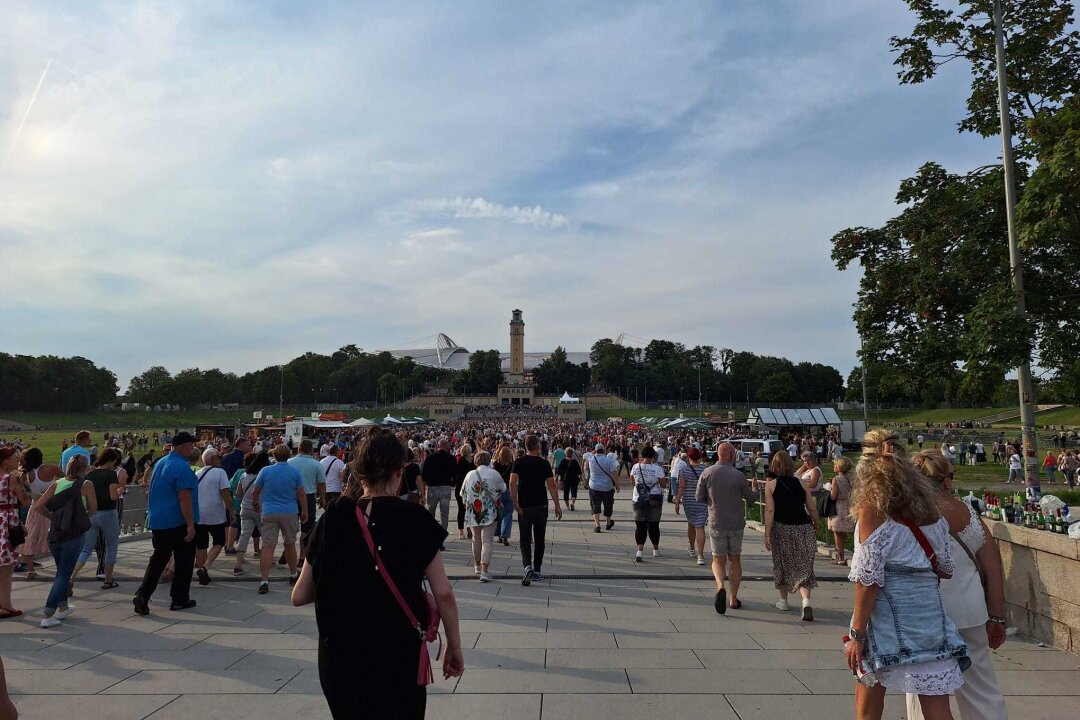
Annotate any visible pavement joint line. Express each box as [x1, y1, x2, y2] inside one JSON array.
[[272, 668, 304, 694]]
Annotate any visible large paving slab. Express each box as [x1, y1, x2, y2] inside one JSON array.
[[5, 498, 1078, 719]]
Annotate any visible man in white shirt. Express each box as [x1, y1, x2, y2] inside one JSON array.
[[194, 450, 234, 586], [787, 441, 799, 459], [320, 447, 345, 503]]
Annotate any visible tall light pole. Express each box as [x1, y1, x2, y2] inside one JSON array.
[[860, 335, 869, 426], [278, 366, 284, 418], [993, 0, 1037, 466], [697, 363, 702, 417]]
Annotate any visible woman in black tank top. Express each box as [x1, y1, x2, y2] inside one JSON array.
[[764, 452, 819, 621]]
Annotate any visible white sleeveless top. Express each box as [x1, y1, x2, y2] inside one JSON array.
[[940, 503, 989, 629], [28, 469, 52, 499]]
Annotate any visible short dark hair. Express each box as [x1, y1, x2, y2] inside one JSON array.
[[641, 445, 657, 460], [96, 448, 122, 467], [300, 439, 314, 454], [525, 435, 540, 452]]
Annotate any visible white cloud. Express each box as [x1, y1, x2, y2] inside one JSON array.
[[419, 197, 576, 230]]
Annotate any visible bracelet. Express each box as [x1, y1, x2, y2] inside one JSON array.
[[988, 615, 1006, 625]]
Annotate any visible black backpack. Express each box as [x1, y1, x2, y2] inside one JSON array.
[[46, 479, 91, 543]]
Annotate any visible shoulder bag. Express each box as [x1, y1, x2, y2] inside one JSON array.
[[47, 478, 91, 543], [355, 502, 442, 686]]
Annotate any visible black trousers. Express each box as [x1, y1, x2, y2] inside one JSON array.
[[454, 483, 466, 531], [518, 505, 548, 571], [136, 525, 196, 603], [635, 521, 660, 547], [96, 495, 124, 575]]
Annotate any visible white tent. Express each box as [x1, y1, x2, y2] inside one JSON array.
[[559, 391, 581, 403], [350, 418, 376, 427]]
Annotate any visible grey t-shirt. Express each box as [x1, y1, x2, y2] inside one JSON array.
[[695, 461, 759, 530]]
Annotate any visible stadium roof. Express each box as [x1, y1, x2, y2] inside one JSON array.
[[746, 407, 842, 426], [384, 334, 589, 372]]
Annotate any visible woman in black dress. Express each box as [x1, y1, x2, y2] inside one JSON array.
[[291, 427, 464, 719]]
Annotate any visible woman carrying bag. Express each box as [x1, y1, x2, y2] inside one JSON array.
[[630, 446, 667, 562], [291, 427, 464, 720]]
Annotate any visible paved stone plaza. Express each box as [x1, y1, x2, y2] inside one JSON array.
[[3, 497, 1078, 719]]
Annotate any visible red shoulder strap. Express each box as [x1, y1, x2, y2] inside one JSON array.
[[899, 518, 943, 576]]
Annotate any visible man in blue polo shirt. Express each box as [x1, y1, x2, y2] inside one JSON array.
[[59, 430, 92, 472], [133, 431, 200, 615]]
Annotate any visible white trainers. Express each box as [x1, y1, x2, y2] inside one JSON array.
[[652, 548, 661, 558], [55, 605, 75, 620], [634, 551, 643, 563], [39, 616, 61, 628], [687, 545, 696, 558], [696, 557, 706, 566], [479, 571, 491, 583], [474, 565, 481, 575], [775, 598, 791, 611]]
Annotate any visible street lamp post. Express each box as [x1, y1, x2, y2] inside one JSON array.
[[278, 366, 284, 418], [993, 0, 1038, 467], [312, 387, 318, 413], [697, 364, 702, 417]]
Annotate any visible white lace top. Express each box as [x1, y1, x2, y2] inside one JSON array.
[[849, 516, 964, 696], [849, 517, 954, 587]]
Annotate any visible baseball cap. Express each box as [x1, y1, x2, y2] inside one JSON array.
[[595, 443, 605, 452], [172, 431, 198, 446]]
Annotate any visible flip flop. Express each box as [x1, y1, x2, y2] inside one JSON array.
[[100, 581, 120, 590], [0, 609, 23, 620]]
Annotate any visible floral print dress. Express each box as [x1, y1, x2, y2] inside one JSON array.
[[463, 466, 506, 528]]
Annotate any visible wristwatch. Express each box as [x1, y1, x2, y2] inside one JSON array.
[[848, 627, 867, 642]]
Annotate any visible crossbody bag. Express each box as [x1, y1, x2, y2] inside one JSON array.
[[900, 518, 952, 580], [355, 502, 442, 686]]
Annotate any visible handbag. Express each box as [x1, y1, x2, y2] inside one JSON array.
[[355, 502, 442, 686], [5, 479, 25, 547], [47, 478, 91, 543], [816, 491, 837, 518], [633, 466, 664, 508]]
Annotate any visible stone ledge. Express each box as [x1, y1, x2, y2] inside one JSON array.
[[989, 520, 1079, 561]]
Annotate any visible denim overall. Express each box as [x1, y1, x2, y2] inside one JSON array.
[[865, 564, 971, 673]]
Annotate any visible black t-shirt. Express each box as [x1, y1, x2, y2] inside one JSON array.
[[308, 497, 447, 696], [511, 455, 554, 507], [86, 469, 117, 512], [402, 462, 421, 494], [421, 451, 456, 487], [558, 458, 582, 484], [455, 458, 475, 489]]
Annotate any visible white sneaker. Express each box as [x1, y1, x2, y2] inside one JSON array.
[[634, 551, 643, 562], [479, 571, 491, 583], [696, 557, 706, 566], [55, 605, 75, 620], [39, 616, 61, 628], [775, 598, 790, 611], [652, 548, 661, 558], [474, 565, 481, 575], [687, 545, 696, 558]]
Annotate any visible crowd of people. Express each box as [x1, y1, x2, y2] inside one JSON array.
[[0, 417, 1016, 720]]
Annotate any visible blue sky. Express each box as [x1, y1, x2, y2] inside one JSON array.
[[0, 0, 1001, 390]]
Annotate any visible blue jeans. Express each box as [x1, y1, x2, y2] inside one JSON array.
[[499, 490, 514, 539], [46, 536, 84, 612], [79, 510, 120, 565]]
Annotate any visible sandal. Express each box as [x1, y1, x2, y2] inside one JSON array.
[[0, 609, 23, 620], [728, 600, 742, 610], [25, 571, 37, 580], [100, 581, 120, 590]]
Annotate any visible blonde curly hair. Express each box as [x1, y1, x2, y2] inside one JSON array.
[[851, 429, 941, 525]]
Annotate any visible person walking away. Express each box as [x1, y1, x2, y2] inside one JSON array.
[[34, 454, 97, 627], [492, 446, 515, 545], [630, 446, 667, 562], [828, 457, 855, 566], [584, 443, 620, 533], [907, 449, 1007, 720], [321, 446, 346, 504], [0, 449, 30, 619], [454, 445, 476, 540], [844, 431, 969, 720], [220, 436, 250, 554], [675, 447, 709, 566], [133, 431, 200, 615], [289, 427, 464, 719], [71, 449, 123, 589], [288, 440, 326, 565], [420, 440, 456, 531], [764, 450, 818, 620], [463, 451, 506, 582], [696, 443, 758, 612], [15, 448, 59, 580], [1042, 450, 1057, 485], [510, 435, 562, 585], [233, 451, 269, 575], [194, 450, 234, 586], [1006, 447, 1022, 484], [252, 443, 307, 594], [556, 448, 582, 511]]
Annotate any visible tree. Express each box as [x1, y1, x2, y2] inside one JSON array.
[[128, 366, 174, 407], [450, 350, 503, 395], [377, 373, 399, 405], [891, 0, 1080, 153], [757, 372, 799, 403], [532, 346, 590, 394]]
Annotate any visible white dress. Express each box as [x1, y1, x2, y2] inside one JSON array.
[[849, 517, 965, 695]]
